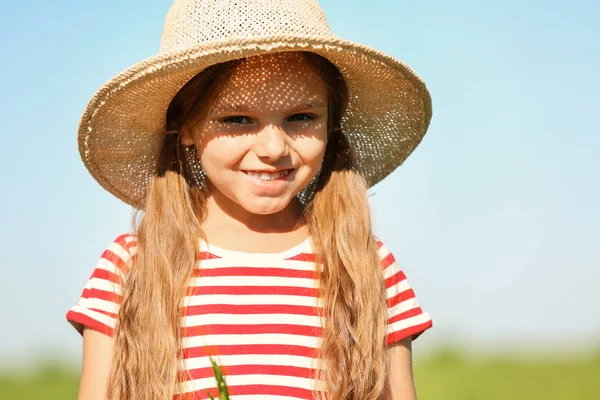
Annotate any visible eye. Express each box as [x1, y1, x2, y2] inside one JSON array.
[[287, 113, 316, 122], [222, 116, 252, 124]]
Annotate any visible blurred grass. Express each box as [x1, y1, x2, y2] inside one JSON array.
[[414, 349, 600, 400], [1, 349, 599, 399], [0, 364, 79, 399]]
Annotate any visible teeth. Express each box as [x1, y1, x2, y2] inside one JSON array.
[[246, 169, 290, 181]]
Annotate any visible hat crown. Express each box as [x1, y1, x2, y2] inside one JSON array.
[[159, 0, 334, 53]]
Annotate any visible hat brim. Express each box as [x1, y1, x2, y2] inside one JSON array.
[[78, 35, 432, 207]]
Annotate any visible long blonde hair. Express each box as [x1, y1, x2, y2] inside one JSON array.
[[107, 52, 389, 400]]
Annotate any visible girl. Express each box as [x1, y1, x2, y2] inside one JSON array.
[[66, 1, 433, 399]]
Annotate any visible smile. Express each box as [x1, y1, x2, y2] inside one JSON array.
[[242, 169, 292, 181]]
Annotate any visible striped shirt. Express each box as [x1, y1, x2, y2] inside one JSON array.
[[66, 234, 432, 399]]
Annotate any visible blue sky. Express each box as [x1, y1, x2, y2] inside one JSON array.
[[1, 0, 598, 364]]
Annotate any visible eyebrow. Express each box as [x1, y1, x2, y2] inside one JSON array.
[[214, 104, 260, 113], [214, 102, 327, 113], [294, 102, 327, 110]]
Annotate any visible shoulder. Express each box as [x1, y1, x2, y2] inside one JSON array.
[[65, 233, 137, 336], [99, 233, 138, 276], [111, 233, 137, 253], [374, 235, 433, 343], [372, 235, 397, 269]]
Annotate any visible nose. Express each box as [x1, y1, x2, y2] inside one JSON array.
[[253, 124, 290, 160]]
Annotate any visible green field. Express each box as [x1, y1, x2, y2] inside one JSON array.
[[414, 350, 600, 400], [2, 350, 599, 399]]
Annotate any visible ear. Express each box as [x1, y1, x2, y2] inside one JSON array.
[[180, 126, 196, 146]]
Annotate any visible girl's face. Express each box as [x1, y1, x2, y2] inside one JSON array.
[[183, 53, 329, 216]]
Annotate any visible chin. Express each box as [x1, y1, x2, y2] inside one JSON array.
[[240, 197, 293, 216]]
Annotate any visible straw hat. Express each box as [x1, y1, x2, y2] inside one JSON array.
[[78, 0, 432, 207]]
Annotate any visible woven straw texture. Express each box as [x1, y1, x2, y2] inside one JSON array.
[[78, 0, 432, 207]]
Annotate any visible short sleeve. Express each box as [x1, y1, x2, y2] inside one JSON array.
[[65, 233, 136, 337], [376, 238, 433, 346]]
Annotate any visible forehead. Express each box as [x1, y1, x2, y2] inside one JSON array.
[[212, 52, 327, 111]]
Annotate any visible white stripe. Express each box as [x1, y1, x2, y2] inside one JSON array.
[[184, 354, 318, 370], [385, 279, 411, 299], [378, 245, 405, 281], [68, 305, 116, 328], [377, 245, 390, 260], [106, 241, 132, 265], [123, 234, 136, 244], [176, 373, 317, 394], [183, 333, 320, 348], [197, 258, 317, 271], [78, 296, 120, 314], [189, 276, 318, 289], [86, 276, 122, 295], [184, 313, 322, 328], [387, 312, 431, 334], [383, 261, 400, 279], [388, 297, 420, 317], [184, 294, 321, 307], [95, 257, 125, 277], [128, 245, 137, 256]]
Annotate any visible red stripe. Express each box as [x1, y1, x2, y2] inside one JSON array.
[[172, 390, 203, 400], [185, 364, 316, 381], [285, 253, 315, 262], [100, 249, 130, 274], [384, 269, 407, 289], [186, 286, 319, 297], [183, 344, 317, 359], [387, 289, 415, 308], [122, 241, 136, 253], [198, 252, 221, 260], [388, 307, 423, 325], [182, 324, 322, 338], [386, 319, 433, 345], [174, 385, 318, 400], [114, 233, 136, 250], [184, 303, 321, 317], [228, 384, 316, 398], [81, 288, 123, 304], [380, 252, 396, 269], [66, 310, 114, 337], [90, 268, 122, 285], [194, 267, 317, 279]]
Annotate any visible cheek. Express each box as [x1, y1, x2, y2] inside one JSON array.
[[197, 136, 248, 169], [294, 135, 327, 165]]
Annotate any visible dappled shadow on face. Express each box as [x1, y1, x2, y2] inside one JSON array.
[[193, 52, 330, 152]]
